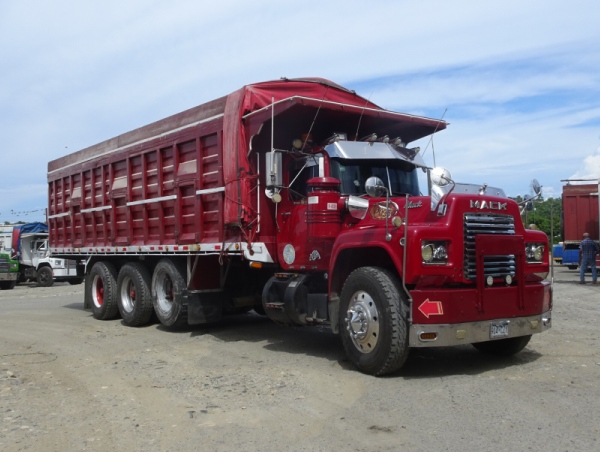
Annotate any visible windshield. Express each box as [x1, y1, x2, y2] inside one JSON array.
[[330, 159, 419, 196]]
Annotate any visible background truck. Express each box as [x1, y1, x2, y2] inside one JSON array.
[[0, 250, 19, 290], [48, 78, 552, 375], [0, 224, 15, 252], [0, 224, 19, 289], [560, 182, 600, 269], [12, 222, 83, 287]]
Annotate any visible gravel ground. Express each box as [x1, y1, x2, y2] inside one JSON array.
[[1, 266, 599, 452]]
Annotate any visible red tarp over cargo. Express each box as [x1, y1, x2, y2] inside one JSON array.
[[222, 78, 382, 225]]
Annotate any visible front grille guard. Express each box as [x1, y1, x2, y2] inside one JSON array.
[[464, 213, 517, 282]]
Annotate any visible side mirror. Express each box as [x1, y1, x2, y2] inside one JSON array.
[[365, 176, 387, 197], [265, 151, 282, 188], [430, 167, 452, 187], [429, 167, 455, 213]]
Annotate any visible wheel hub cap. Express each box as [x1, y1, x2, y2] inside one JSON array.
[[345, 290, 380, 353]]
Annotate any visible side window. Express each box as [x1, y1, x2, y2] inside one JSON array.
[[288, 157, 319, 199], [331, 161, 367, 195]]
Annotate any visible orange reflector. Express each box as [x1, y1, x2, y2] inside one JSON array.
[[249, 262, 262, 269], [419, 332, 438, 341], [543, 284, 552, 311]]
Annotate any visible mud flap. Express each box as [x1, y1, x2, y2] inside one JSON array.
[[187, 292, 223, 325]]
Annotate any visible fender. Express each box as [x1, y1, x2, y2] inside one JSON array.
[[328, 228, 404, 295]]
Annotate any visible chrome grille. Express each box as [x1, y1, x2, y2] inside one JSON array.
[[0, 257, 8, 272], [464, 213, 516, 281]]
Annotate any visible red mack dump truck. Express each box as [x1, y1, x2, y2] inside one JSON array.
[[48, 78, 552, 375], [561, 182, 600, 268]]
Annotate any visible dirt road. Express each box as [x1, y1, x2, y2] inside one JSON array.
[[1, 267, 599, 451]]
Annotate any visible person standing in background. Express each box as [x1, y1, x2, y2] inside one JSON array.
[[578, 232, 599, 284]]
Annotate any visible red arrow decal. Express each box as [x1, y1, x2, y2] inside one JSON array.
[[418, 299, 444, 318]]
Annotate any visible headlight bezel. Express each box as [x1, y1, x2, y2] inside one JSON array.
[[421, 240, 449, 265], [525, 242, 545, 263]]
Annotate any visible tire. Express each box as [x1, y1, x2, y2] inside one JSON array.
[[117, 262, 154, 327], [88, 261, 120, 320], [0, 280, 17, 290], [68, 278, 84, 285], [152, 258, 188, 328], [37, 266, 54, 287], [472, 335, 532, 356], [567, 265, 577, 270], [339, 267, 409, 376]]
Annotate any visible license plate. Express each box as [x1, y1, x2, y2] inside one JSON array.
[[490, 321, 509, 338]]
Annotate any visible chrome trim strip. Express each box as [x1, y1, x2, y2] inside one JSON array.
[[48, 211, 71, 219], [50, 241, 275, 264], [196, 187, 225, 195], [409, 311, 552, 347], [81, 205, 112, 213], [127, 195, 177, 206]]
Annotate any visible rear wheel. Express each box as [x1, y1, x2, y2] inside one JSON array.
[[37, 266, 54, 287], [472, 335, 531, 356], [117, 262, 154, 327], [89, 261, 119, 320], [152, 258, 188, 327], [339, 267, 409, 376]]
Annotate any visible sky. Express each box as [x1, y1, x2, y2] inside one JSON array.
[[1, 0, 599, 223]]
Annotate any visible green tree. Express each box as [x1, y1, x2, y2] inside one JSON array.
[[511, 196, 563, 245]]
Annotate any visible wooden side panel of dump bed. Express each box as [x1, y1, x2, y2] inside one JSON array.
[[48, 112, 227, 249]]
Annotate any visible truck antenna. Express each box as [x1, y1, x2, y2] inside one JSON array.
[[301, 86, 329, 153], [421, 108, 447, 167], [354, 94, 373, 141]]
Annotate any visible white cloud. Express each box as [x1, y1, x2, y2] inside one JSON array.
[[569, 146, 600, 181]]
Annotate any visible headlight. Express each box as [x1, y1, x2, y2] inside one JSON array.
[[525, 243, 545, 263], [422, 244, 434, 262], [369, 201, 398, 220], [421, 241, 449, 265]]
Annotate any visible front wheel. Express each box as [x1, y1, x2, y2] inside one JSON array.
[[472, 335, 532, 356], [37, 266, 54, 287], [339, 267, 409, 376]]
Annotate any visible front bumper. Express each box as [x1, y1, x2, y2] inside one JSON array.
[[0, 272, 18, 281], [409, 310, 552, 347]]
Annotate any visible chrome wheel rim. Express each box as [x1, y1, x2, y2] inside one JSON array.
[[120, 276, 136, 313], [345, 290, 380, 353], [92, 274, 104, 308], [155, 271, 174, 314]]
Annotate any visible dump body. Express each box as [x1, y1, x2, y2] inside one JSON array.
[[47, 79, 442, 260], [561, 183, 600, 267], [48, 78, 551, 375]]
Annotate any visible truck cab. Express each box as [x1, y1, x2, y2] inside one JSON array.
[[13, 223, 84, 287], [261, 135, 551, 375]]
